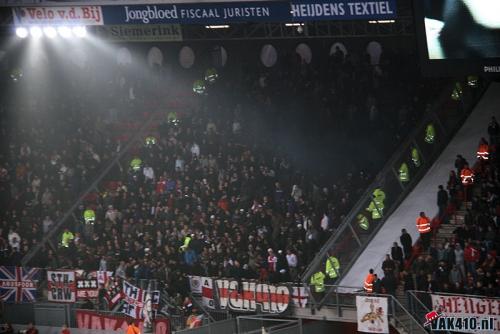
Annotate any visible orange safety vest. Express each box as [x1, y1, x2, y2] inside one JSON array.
[[364, 273, 375, 293], [477, 144, 489, 160], [126, 325, 140, 334], [416, 216, 431, 234], [460, 168, 474, 185]]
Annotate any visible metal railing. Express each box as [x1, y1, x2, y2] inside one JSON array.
[[317, 285, 428, 334], [300, 78, 488, 295]]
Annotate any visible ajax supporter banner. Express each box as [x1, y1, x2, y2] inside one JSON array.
[[76, 310, 170, 334], [431, 294, 500, 333], [100, 0, 396, 25], [190, 277, 291, 313], [76, 278, 98, 300], [94, 25, 182, 42], [356, 296, 389, 333], [47, 270, 76, 303], [122, 281, 160, 319], [12, 6, 103, 26]]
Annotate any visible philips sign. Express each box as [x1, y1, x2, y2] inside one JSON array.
[[484, 66, 500, 73]]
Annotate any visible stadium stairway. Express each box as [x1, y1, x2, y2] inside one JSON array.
[[337, 81, 498, 289]]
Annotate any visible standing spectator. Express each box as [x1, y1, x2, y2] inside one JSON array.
[[372, 274, 382, 293], [382, 271, 397, 296], [454, 244, 465, 278], [382, 254, 395, 274], [267, 248, 277, 273], [400, 229, 413, 260], [437, 185, 448, 219], [391, 242, 404, 267], [464, 242, 479, 278], [286, 249, 298, 280]]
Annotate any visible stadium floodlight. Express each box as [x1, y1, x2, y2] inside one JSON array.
[[30, 26, 43, 38], [72, 26, 87, 38], [57, 26, 73, 38], [43, 26, 57, 38], [16, 27, 28, 38]]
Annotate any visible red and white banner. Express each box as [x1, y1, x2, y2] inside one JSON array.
[[47, 270, 76, 303], [201, 277, 214, 309], [12, 6, 103, 26], [216, 279, 290, 313], [76, 279, 98, 300], [431, 294, 500, 332], [291, 286, 308, 308], [122, 280, 160, 319], [356, 296, 389, 333], [96, 270, 113, 285], [76, 310, 170, 334]]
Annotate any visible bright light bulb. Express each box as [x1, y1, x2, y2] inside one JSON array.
[[15, 27, 28, 38], [30, 26, 42, 38], [43, 26, 57, 38], [72, 26, 87, 38], [57, 26, 72, 38]]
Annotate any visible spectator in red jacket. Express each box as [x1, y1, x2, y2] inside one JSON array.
[[464, 242, 480, 278]]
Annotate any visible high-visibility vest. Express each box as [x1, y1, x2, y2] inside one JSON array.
[[61, 231, 74, 247], [373, 188, 385, 206], [130, 158, 142, 171], [180, 236, 192, 251], [411, 148, 421, 167], [399, 162, 409, 182], [83, 209, 96, 224], [167, 111, 178, 123], [425, 124, 435, 144], [460, 168, 474, 185], [310, 271, 326, 293], [364, 273, 375, 293], [325, 256, 340, 279], [477, 144, 489, 160], [145, 136, 157, 146], [416, 216, 431, 234], [451, 82, 463, 100], [357, 214, 369, 230], [367, 201, 383, 220], [467, 76, 478, 88], [193, 80, 206, 94], [205, 68, 218, 83]]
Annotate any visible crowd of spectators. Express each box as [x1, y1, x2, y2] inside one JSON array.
[[377, 118, 500, 298], [0, 43, 443, 312]]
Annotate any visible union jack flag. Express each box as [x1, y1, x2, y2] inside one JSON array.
[[0, 266, 40, 303]]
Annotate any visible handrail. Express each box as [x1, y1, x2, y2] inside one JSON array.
[[189, 292, 216, 323], [406, 290, 452, 334], [301, 79, 488, 288], [389, 292, 428, 334], [300, 83, 456, 282], [21, 113, 158, 266]]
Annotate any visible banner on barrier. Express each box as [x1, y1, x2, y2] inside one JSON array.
[[430, 294, 500, 333], [216, 279, 290, 313], [356, 296, 389, 333], [122, 280, 160, 319], [47, 270, 76, 303], [12, 6, 104, 26], [201, 277, 215, 309], [76, 310, 170, 334], [76, 279, 98, 300], [0, 266, 40, 303], [100, 0, 396, 25], [189, 275, 202, 294], [95, 24, 182, 42]]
